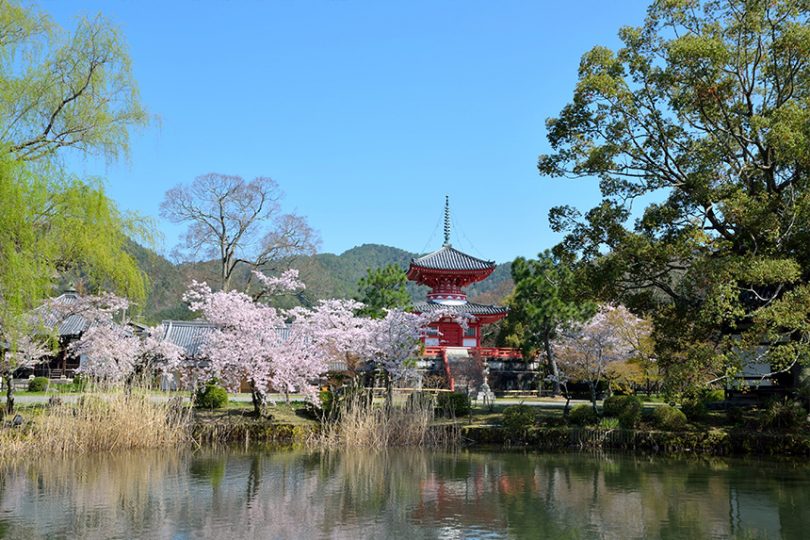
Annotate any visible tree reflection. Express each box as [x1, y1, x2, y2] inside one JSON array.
[[0, 450, 807, 538]]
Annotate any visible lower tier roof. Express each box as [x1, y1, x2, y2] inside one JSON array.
[[412, 301, 508, 317]]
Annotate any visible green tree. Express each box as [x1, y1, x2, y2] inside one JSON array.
[[0, 1, 149, 411], [355, 264, 411, 318], [500, 252, 595, 395], [0, 0, 147, 162], [539, 0, 810, 393]]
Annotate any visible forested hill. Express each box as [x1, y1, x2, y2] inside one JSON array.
[[125, 242, 514, 323]]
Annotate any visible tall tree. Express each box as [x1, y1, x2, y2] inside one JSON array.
[[500, 251, 595, 395], [355, 264, 412, 318], [1, 1, 147, 162], [539, 0, 810, 392], [161, 174, 319, 291], [0, 1, 150, 411]]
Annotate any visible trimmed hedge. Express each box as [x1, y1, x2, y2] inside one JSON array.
[[28, 377, 49, 392], [652, 405, 687, 431], [502, 404, 536, 431], [569, 404, 598, 426], [195, 380, 229, 409], [680, 398, 708, 421], [602, 395, 643, 428], [436, 392, 470, 417]]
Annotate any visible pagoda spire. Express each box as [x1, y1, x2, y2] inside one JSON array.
[[443, 195, 451, 246]]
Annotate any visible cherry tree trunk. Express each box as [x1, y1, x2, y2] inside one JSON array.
[[4, 373, 14, 414]]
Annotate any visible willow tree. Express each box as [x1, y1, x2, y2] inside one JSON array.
[[0, 1, 149, 409], [0, 0, 148, 162], [540, 0, 810, 393]]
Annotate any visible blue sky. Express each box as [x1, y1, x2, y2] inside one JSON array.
[[43, 0, 649, 263]]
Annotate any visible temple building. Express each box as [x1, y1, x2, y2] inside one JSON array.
[[408, 197, 508, 348], [409, 198, 536, 392]]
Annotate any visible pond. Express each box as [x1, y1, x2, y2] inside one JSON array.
[[0, 449, 808, 539]]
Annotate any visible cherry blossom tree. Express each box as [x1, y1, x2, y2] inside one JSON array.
[[47, 293, 182, 387], [553, 304, 650, 413], [368, 308, 470, 408], [1, 333, 50, 413], [184, 274, 329, 414], [68, 324, 183, 387]]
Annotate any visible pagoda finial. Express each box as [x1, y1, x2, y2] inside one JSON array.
[[443, 195, 451, 246]]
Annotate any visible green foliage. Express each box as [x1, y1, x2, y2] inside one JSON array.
[[759, 398, 806, 431], [652, 405, 688, 431], [598, 417, 620, 430], [0, 1, 150, 385], [680, 398, 708, 421], [502, 404, 536, 431], [501, 251, 595, 356], [568, 404, 598, 426], [194, 380, 229, 410], [602, 395, 642, 418], [539, 0, 810, 394], [355, 263, 412, 318], [0, 1, 148, 162], [27, 376, 48, 392], [602, 395, 643, 428], [435, 392, 470, 417]]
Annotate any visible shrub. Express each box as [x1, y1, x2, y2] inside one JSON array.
[[759, 398, 806, 431], [652, 405, 687, 431], [502, 404, 536, 431], [569, 404, 598, 426], [194, 380, 228, 409], [602, 395, 642, 428], [28, 377, 49, 392], [436, 392, 470, 417], [680, 398, 708, 421]]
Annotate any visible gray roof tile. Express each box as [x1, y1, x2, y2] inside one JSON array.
[[412, 301, 508, 316], [411, 246, 495, 272]]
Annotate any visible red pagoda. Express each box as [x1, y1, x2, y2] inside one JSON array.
[[407, 197, 509, 349]]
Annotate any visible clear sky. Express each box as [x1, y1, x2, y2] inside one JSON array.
[[42, 0, 649, 264]]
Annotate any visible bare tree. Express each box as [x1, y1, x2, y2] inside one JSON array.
[[160, 173, 319, 291]]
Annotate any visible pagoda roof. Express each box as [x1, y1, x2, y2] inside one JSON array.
[[412, 301, 508, 317], [410, 245, 495, 273]]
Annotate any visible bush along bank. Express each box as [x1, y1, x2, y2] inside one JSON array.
[[461, 424, 810, 456]]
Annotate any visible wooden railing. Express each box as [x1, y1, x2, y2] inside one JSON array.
[[422, 346, 523, 359]]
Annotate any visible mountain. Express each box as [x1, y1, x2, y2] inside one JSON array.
[[125, 242, 514, 323]]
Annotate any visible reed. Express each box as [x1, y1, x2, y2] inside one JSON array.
[[0, 387, 192, 464], [311, 391, 460, 449]]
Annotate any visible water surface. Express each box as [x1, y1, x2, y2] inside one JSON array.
[[1, 449, 808, 539]]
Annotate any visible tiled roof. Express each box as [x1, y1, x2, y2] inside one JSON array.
[[33, 290, 90, 337], [412, 301, 508, 316], [161, 320, 216, 357], [411, 246, 495, 272], [160, 320, 293, 357]]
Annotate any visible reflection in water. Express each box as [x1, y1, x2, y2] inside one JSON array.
[[0, 449, 808, 539]]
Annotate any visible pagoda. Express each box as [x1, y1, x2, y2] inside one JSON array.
[[407, 197, 508, 349]]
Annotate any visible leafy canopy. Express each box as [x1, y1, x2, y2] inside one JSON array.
[[540, 0, 810, 392], [355, 264, 412, 319]]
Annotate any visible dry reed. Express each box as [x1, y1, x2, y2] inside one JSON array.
[[311, 391, 460, 449], [0, 387, 192, 464]]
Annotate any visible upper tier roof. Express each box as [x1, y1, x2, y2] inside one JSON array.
[[410, 245, 495, 272]]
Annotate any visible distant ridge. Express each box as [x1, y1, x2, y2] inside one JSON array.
[[125, 242, 513, 323]]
